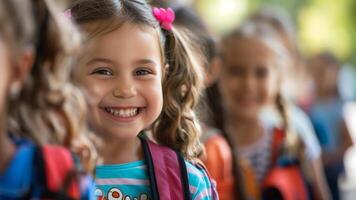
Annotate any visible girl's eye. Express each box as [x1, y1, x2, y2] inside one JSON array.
[[91, 68, 113, 76], [255, 66, 268, 78], [135, 68, 152, 76]]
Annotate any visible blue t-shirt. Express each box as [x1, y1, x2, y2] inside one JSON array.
[[95, 160, 214, 200], [309, 98, 344, 152], [0, 140, 95, 200]]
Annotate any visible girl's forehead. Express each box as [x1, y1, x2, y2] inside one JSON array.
[[224, 37, 274, 58], [86, 22, 160, 48], [81, 22, 164, 66]]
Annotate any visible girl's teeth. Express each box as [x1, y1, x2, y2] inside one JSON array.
[[106, 108, 138, 117]]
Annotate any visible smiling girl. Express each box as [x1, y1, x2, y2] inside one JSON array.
[[69, 0, 216, 199]]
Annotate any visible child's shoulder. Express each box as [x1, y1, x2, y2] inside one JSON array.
[[0, 142, 35, 198], [185, 161, 216, 200], [186, 161, 211, 184]]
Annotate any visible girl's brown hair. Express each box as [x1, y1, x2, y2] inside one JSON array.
[[1, 0, 97, 172], [70, 0, 204, 159]]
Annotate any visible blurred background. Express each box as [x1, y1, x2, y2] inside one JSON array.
[[190, 0, 356, 65], [162, 0, 356, 101]]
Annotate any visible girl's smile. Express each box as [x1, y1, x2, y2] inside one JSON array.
[[101, 106, 145, 123]]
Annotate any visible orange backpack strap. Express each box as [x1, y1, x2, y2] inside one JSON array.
[[204, 134, 233, 180], [204, 133, 260, 200]]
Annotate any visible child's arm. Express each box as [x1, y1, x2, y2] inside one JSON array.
[[340, 119, 353, 155]]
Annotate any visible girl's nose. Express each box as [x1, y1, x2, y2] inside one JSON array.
[[242, 73, 257, 90], [112, 83, 137, 98]]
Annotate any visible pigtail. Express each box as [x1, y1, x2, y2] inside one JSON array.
[[8, 0, 97, 172], [153, 28, 204, 160], [276, 93, 289, 130], [275, 92, 305, 162]]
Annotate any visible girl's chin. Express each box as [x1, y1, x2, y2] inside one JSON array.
[[99, 130, 142, 141], [231, 108, 259, 120]]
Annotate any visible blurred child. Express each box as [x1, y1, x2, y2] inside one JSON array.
[[214, 21, 331, 200], [69, 0, 217, 199], [0, 0, 97, 199], [308, 52, 352, 200], [167, 3, 253, 200]]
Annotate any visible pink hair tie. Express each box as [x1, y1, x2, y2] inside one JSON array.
[[63, 9, 72, 19], [153, 7, 175, 31]]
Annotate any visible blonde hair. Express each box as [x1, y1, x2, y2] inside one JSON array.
[[70, 0, 204, 159], [1, 0, 97, 172]]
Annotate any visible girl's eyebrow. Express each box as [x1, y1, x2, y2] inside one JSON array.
[[134, 59, 158, 66], [86, 57, 115, 65]]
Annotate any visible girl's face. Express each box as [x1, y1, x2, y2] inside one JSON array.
[[219, 37, 279, 120], [75, 23, 163, 140], [0, 38, 11, 118], [309, 57, 339, 97]]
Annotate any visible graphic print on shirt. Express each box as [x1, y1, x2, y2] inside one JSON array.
[[95, 188, 150, 200]]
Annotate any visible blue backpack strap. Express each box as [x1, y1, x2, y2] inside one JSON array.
[[139, 133, 191, 200]]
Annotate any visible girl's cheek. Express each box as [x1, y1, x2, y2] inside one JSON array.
[[83, 83, 103, 106]]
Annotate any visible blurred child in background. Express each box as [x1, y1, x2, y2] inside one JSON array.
[[213, 19, 331, 199], [308, 52, 352, 200], [0, 0, 97, 199]]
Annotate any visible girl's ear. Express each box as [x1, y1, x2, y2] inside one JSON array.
[[9, 48, 34, 96], [205, 57, 221, 87]]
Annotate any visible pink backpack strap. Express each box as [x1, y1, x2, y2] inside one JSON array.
[[141, 136, 190, 200]]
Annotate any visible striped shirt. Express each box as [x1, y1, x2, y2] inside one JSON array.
[[237, 125, 274, 184], [95, 160, 214, 200]]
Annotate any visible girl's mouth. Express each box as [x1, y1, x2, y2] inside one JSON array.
[[104, 107, 141, 118]]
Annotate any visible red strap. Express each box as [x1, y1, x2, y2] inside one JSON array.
[[263, 166, 308, 200], [271, 128, 285, 165], [42, 145, 80, 199], [264, 129, 309, 200], [147, 140, 184, 200]]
